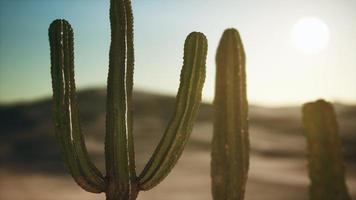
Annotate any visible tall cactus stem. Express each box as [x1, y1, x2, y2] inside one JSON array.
[[105, 0, 137, 199], [302, 99, 351, 200], [211, 28, 249, 200]]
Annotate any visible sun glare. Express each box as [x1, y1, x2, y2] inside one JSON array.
[[291, 17, 330, 54]]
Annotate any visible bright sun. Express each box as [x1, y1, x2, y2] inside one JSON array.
[[291, 17, 330, 54]]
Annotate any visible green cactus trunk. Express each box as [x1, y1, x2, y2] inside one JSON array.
[[302, 100, 351, 200], [104, 0, 137, 199], [48, 0, 207, 199], [211, 28, 249, 200]]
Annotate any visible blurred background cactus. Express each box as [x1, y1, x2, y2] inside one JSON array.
[[302, 100, 351, 200], [48, 0, 207, 199], [211, 28, 249, 200]]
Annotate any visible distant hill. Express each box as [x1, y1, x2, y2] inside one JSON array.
[[0, 88, 355, 173]]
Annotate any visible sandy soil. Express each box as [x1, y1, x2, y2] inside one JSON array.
[[1, 147, 355, 200]]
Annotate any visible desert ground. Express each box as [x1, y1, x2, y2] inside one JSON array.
[[1, 89, 355, 200]]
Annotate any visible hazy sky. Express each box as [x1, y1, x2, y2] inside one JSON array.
[[1, 0, 355, 106]]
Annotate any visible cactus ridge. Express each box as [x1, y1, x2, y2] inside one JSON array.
[[211, 28, 249, 200], [302, 99, 351, 200], [48, 0, 207, 199]]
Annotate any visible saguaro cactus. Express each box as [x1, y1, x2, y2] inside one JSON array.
[[302, 100, 351, 200], [211, 28, 249, 200], [49, 0, 207, 199]]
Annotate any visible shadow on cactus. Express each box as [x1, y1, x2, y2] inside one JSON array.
[[48, 0, 207, 199]]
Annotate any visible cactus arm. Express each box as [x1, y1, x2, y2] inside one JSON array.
[[138, 32, 207, 190], [105, 0, 137, 199], [302, 100, 351, 200], [49, 19, 105, 193], [211, 28, 249, 200]]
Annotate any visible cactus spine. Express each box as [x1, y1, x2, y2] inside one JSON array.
[[302, 100, 351, 200], [211, 28, 249, 200], [49, 0, 207, 199]]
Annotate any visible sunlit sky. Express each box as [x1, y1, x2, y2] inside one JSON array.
[[0, 0, 355, 106]]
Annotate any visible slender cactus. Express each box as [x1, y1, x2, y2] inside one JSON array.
[[211, 28, 249, 200], [104, 0, 137, 198], [49, 0, 207, 199], [302, 100, 351, 200]]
